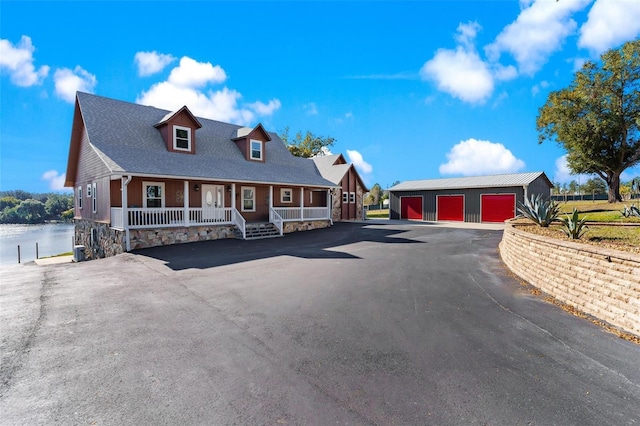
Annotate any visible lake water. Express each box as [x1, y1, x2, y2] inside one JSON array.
[[0, 223, 75, 266]]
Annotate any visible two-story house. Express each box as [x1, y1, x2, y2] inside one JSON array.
[[64, 92, 336, 259]]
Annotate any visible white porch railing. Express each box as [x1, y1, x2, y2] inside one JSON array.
[[189, 207, 232, 225], [112, 206, 328, 232], [110, 207, 124, 230], [269, 208, 284, 236], [303, 207, 330, 220], [128, 207, 185, 228], [232, 208, 246, 239], [273, 207, 330, 222]]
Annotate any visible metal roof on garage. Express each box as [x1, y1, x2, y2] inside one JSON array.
[[389, 172, 552, 191]]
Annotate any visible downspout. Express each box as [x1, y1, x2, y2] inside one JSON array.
[[122, 176, 132, 252]]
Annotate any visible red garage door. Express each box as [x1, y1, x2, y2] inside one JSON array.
[[481, 194, 516, 223], [401, 196, 423, 220], [437, 195, 464, 221]]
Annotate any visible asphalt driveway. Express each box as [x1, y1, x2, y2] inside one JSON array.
[[1, 222, 639, 425]]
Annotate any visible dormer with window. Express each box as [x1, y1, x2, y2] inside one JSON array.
[[232, 123, 271, 163], [154, 106, 202, 154]]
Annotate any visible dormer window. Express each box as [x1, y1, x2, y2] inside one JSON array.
[[250, 139, 263, 161], [173, 126, 191, 151], [233, 125, 270, 162], [154, 106, 201, 154]]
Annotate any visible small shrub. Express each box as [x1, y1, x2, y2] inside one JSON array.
[[517, 194, 559, 227], [621, 204, 640, 218], [558, 208, 589, 239]]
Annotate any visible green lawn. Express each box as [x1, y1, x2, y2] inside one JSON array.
[[555, 200, 640, 223], [366, 209, 389, 219]]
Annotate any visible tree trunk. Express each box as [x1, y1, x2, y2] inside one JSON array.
[[607, 171, 622, 203]]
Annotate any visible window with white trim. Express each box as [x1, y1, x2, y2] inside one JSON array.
[[281, 188, 292, 203], [342, 192, 349, 203], [77, 186, 83, 209], [242, 186, 255, 212], [250, 139, 263, 160], [92, 183, 97, 213], [87, 184, 92, 198], [173, 125, 191, 151], [143, 181, 165, 208], [349, 192, 356, 203]]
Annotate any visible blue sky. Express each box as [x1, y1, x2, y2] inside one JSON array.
[[1, 0, 639, 193]]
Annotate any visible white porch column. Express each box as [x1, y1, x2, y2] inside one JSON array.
[[122, 176, 131, 251], [269, 186, 273, 210], [183, 180, 189, 227], [300, 187, 304, 220], [327, 188, 332, 222], [231, 183, 236, 210]]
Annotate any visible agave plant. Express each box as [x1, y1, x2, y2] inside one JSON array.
[[621, 204, 640, 218], [558, 208, 589, 240], [516, 193, 560, 227]]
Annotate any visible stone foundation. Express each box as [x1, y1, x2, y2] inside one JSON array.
[[499, 221, 640, 337], [75, 219, 126, 260], [283, 220, 331, 233], [130, 225, 236, 250], [75, 220, 332, 259]]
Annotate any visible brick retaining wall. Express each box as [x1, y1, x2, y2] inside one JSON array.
[[499, 222, 640, 336]]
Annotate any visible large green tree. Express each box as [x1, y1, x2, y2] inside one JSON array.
[[581, 177, 607, 195], [537, 40, 640, 202], [368, 183, 384, 206], [280, 127, 336, 158]]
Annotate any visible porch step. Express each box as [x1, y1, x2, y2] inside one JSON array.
[[235, 222, 282, 240]]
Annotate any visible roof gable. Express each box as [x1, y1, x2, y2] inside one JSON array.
[[154, 106, 202, 129], [232, 123, 272, 142], [311, 154, 368, 191]]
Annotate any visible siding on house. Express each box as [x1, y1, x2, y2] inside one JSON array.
[[74, 125, 112, 222]]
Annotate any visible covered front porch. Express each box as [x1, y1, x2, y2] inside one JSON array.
[[108, 177, 333, 248]]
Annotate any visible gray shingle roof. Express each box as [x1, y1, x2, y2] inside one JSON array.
[[76, 92, 336, 187], [311, 155, 350, 185], [389, 172, 551, 191]]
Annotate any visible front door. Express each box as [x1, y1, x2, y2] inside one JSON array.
[[202, 184, 224, 220]]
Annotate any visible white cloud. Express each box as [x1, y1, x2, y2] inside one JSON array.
[[248, 99, 281, 116], [439, 139, 525, 176], [578, 0, 640, 55], [346, 149, 373, 174], [492, 63, 518, 81], [136, 56, 280, 125], [0, 35, 49, 86], [134, 51, 175, 76], [531, 80, 550, 96], [53, 66, 97, 103], [421, 22, 494, 104], [553, 155, 593, 183], [168, 56, 226, 88], [41, 170, 66, 191], [485, 0, 592, 75], [304, 102, 318, 115]]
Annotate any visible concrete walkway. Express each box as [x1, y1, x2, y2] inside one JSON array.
[[33, 254, 74, 266]]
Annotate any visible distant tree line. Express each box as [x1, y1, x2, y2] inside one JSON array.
[[0, 190, 74, 224], [551, 177, 639, 199]]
